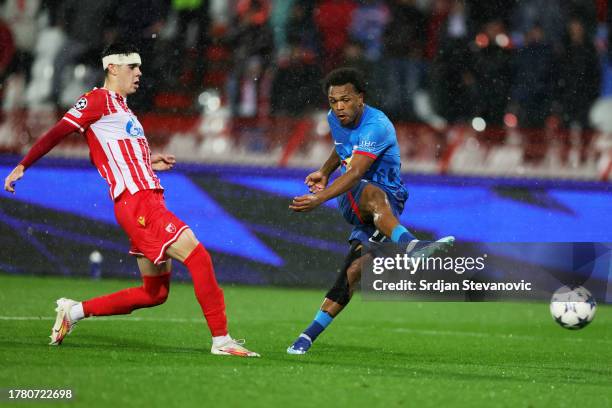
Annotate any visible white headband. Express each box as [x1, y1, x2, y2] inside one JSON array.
[[102, 53, 142, 69]]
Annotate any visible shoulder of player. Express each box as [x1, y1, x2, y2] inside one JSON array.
[[74, 88, 109, 106], [362, 107, 394, 130], [74, 88, 111, 113], [84, 87, 110, 101]]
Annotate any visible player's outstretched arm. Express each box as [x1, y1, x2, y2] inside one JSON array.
[[4, 120, 76, 194], [290, 154, 374, 212], [151, 153, 176, 171]]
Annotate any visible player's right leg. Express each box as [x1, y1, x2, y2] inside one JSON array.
[[166, 228, 260, 357], [287, 241, 366, 355], [359, 183, 454, 256], [49, 258, 171, 345]]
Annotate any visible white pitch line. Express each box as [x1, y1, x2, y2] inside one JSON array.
[[0, 316, 202, 323], [2, 316, 610, 345]]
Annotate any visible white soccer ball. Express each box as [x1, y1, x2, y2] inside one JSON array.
[[550, 286, 597, 330]]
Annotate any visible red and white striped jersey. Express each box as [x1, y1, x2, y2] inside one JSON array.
[[62, 88, 162, 199]]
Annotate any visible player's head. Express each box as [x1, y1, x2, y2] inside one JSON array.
[[102, 43, 142, 96], [323, 67, 366, 127]]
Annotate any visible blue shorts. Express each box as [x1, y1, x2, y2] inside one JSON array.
[[336, 180, 408, 243]]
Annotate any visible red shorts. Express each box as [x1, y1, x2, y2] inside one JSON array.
[[114, 189, 189, 265]]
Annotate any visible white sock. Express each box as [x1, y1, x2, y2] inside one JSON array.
[[69, 302, 85, 321], [212, 334, 232, 347]]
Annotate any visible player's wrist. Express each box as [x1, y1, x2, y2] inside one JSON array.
[[318, 168, 332, 178]]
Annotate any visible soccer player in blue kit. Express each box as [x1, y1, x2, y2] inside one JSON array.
[[287, 68, 454, 354]]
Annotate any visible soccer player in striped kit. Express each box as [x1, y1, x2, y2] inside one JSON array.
[[3, 43, 259, 357]]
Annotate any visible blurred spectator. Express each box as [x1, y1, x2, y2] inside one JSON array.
[[270, 43, 322, 117], [555, 18, 601, 130], [444, 0, 468, 41], [349, 0, 390, 62], [564, 0, 598, 41], [338, 39, 385, 105], [382, 0, 428, 120], [429, 38, 477, 123], [510, 24, 555, 128], [609, 3, 612, 60], [1, 0, 40, 82], [0, 18, 15, 85], [314, 0, 356, 72], [52, 0, 117, 105], [115, 0, 168, 111], [342, 40, 373, 83], [41, 0, 63, 26], [169, 0, 211, 88], [424, 0, 451, 61], [465, 0, 515, 33], [225, 0, 274, 118], [270, 0, 297, 55], [510, 0, 565, 49], [471, 20, 513, 126], [285, 1, 318, 55]]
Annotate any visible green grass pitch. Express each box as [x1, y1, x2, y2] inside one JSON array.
[[0, 274, 610, 407]]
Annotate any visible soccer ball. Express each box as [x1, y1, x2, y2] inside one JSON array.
[[550, 286, 597, 330]]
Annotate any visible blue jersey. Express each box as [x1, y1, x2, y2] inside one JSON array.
[[328, 105, 407, 199]]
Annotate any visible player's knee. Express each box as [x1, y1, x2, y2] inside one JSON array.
[[325, 242, 363, 306], [143, 274, 170, 305], [360, 185, 389, 215], [346, 259, 362, 286], [153, 284, 170, 305]]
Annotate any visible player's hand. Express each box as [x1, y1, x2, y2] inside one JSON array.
[[304, 171, 328, 193], [289, 193, 323, 212], [151, 154, 176, 171], [4, 164, 25, 194]]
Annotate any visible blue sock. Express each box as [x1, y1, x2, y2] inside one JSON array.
[[302, 310, 334, 342], [391, 225, 416, 243]]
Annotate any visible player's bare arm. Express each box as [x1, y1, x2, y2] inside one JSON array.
[[290, 153, 374, 212], [305, 149, 340, 193], [150, 153, 176, 171]]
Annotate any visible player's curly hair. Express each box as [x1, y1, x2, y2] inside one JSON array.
[[322, 67, 366, 95]]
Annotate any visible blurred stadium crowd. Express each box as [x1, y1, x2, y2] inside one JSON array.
[[1, 0, 611, 180]]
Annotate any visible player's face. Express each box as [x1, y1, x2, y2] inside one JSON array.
[[116, 64, 142, 96], [328, 84, 364, 127]]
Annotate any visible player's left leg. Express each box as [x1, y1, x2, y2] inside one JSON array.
[[49, 259, 171, 345], [287, 241, 367, 354], [166, 228, 259, 357]]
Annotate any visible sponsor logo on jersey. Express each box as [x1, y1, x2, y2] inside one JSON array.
[[137, 216, 146, 227], [359, 140, 376, 150], [165, 223, 177, 234], [68, 108, 82, 118], [126, 117, 144, 137], [74, 97, 88, 110]]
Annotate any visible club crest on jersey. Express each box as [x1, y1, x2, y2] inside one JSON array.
[[126, 117, 144, 137], [341, 155, 353, 168], [74, 97, 88, 110], [137, 216, 146, 227], [165, 223, 177, 234]]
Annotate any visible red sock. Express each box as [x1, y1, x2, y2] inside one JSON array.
[[183, 244, 228, 337], [82, 273, 171, 317]]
